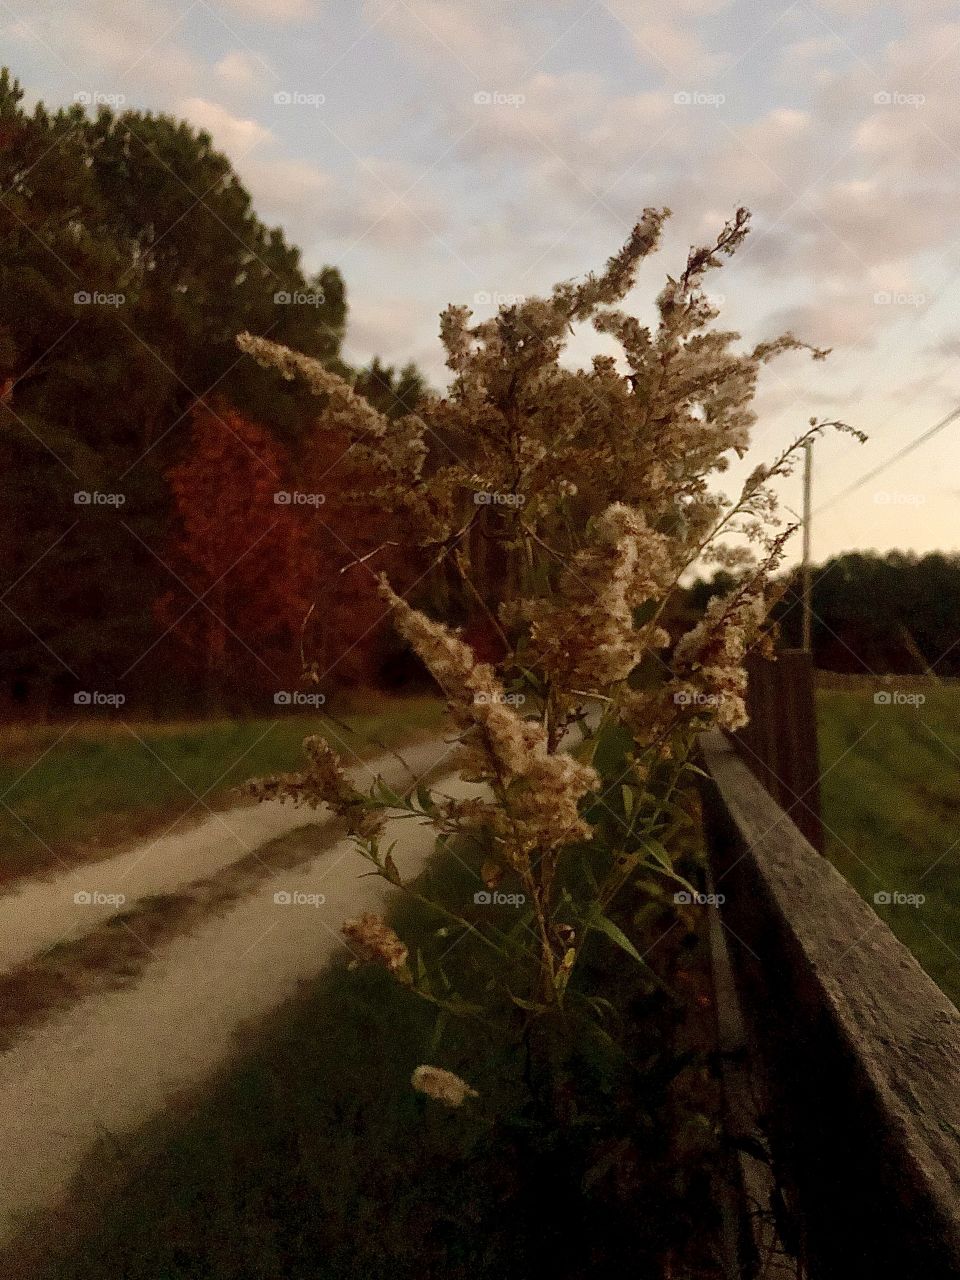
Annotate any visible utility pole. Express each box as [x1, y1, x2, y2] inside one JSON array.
[[801, 439, 813, 654]]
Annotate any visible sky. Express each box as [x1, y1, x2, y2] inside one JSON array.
[[5, 0, 960, 565]]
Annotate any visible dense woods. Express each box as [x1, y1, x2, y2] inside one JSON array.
[[0, 70, 425, 715]]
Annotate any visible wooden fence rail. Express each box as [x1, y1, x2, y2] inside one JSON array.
[[699, 731, 960, 1279]]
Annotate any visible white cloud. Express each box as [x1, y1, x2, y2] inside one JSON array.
[[343, 295, 428, 358], [363, 0, 526, 83], [253, 158, 333, 224], [602, 2, 729, 79], [456, 73, 677, 198], [214, 51, 267, 91], [19, 1, 204, 101], [171, 98, 338, 241], [18, 0, 960, 439], [316, 156, 450, 250], [168, 97, 448, 251], [675, 0, 734, 13], [178, 97, 273, 156], [217, 0, 314, 19], [629, 19, 730, 79], [781, 34, 844, 65], [928, 334, 960, 360]]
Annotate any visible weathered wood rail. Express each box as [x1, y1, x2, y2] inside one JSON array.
[[700, 731, 960, 1279]]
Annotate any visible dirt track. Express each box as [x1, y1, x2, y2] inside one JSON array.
[[0, 734, 464, 1247]]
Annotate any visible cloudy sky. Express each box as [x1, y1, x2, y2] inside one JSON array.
[[7, 0, 960, 563]]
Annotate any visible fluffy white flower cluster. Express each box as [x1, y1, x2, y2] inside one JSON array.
[[410, 1065, 479, 1107], [379, 577, 598, 855], [517, 503, 674, 691], [672, 584, 771, 730]]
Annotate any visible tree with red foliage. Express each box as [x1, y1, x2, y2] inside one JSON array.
[[158, 405, 316, 710], [295, 424, 425, 688]]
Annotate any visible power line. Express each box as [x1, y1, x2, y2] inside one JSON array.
[[815, 402, 960, 515]]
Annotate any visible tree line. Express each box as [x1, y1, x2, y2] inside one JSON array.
[[0, 69, 426, 716], [692, 550, 960, 676]]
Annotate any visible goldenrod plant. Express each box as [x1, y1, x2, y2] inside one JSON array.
[[239, 208, 862, 1104]]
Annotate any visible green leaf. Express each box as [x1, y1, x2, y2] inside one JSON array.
[[515, 665, 544, 695], [504, 906, 537, 941], [641, 838, 671, 868], [641, 840, 697, 895], [578, 854, 600, 895], [509, 993, 550, 1013], [584, 994, 617, 1021], [413, 948, 432, 996], [428, 1010, 448, 1053], [591, 722, 635, 777], [621, 784, 635, 818], [371, 778, 406, 809], [586, 903, 650, 969], [442, 996, 485, 1017], [583, 1138, 632, 1191]]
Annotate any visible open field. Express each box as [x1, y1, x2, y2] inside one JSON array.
[[817, 682, 960, 1009], [0, 697, 445, 886]]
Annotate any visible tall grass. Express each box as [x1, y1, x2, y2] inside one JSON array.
[[0, 696, 444, 884], [817, 685, 960, 1007]]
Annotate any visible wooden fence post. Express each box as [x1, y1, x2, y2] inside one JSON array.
[[734, 648, 824, 853]]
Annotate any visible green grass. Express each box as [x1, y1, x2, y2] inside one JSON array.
[[0, 696, 445, 884], [23, 840, 725, 1280], [817, 684, 960, 1008], [35, 854, 523, 1280]]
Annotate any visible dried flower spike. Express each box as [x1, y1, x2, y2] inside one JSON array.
[[342, 913, 410, 977], [411, 1065, 479, 1107]]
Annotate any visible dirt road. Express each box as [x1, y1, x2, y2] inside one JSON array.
[[0, 733, 466, 1247]]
